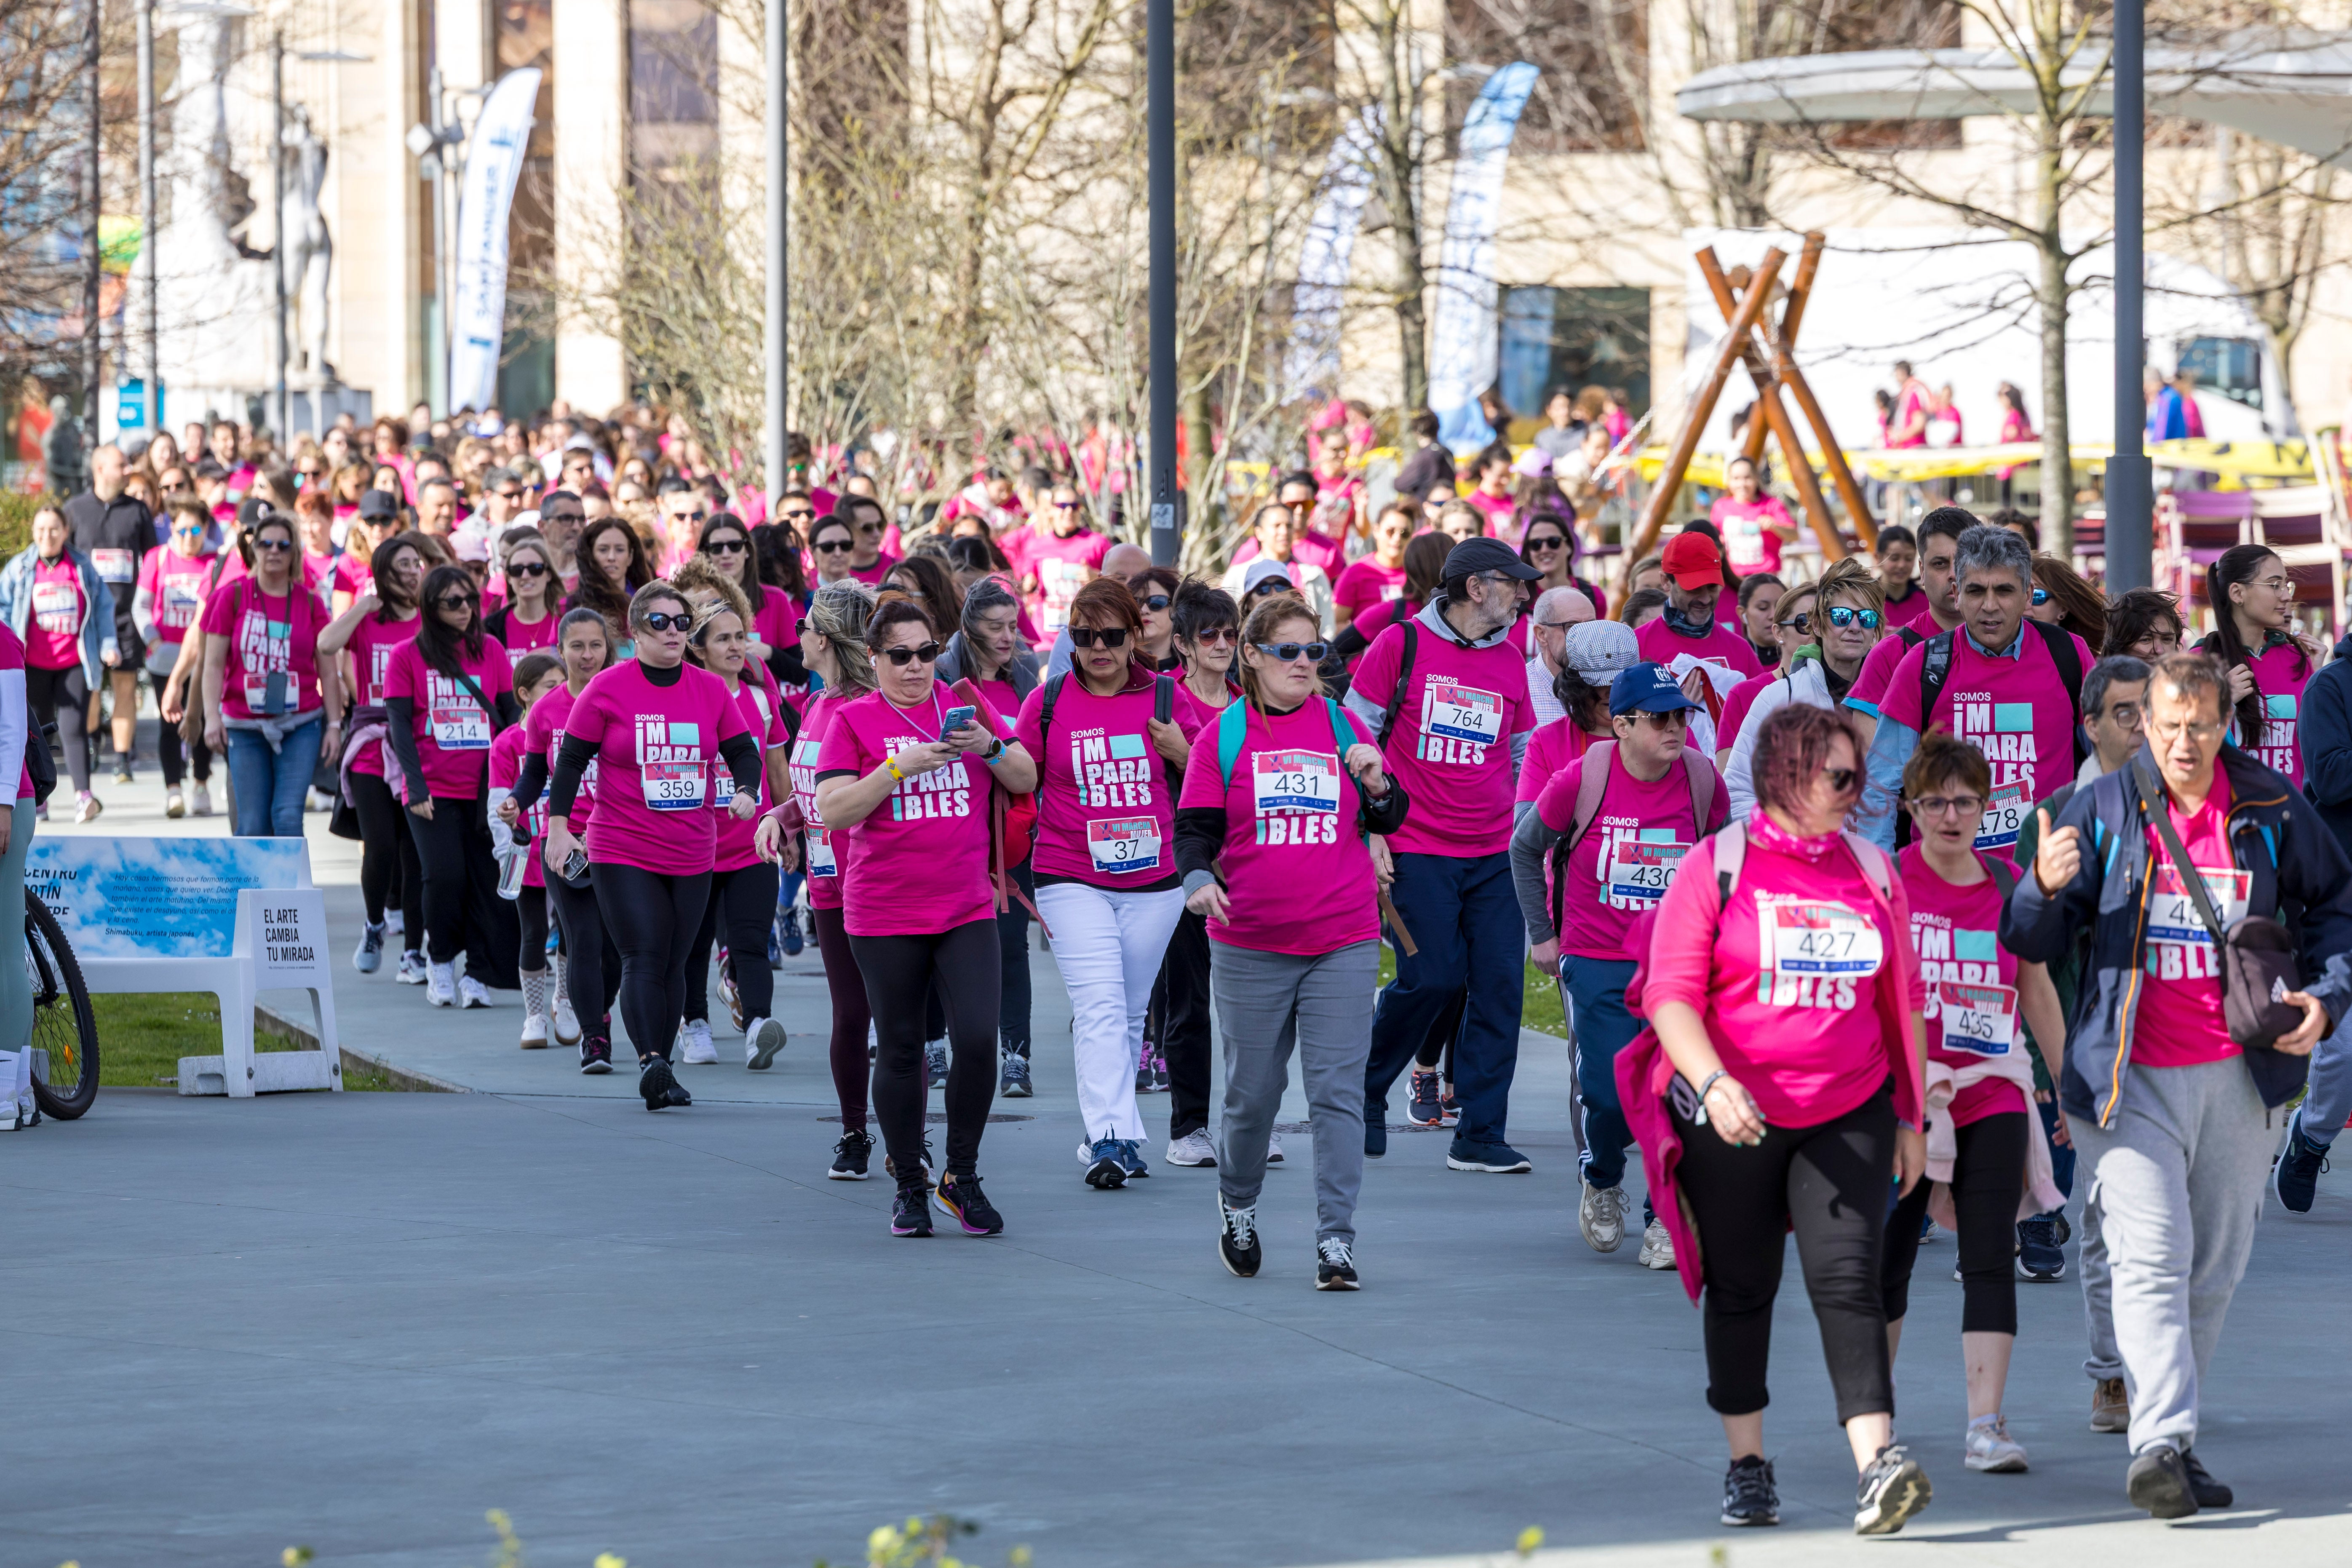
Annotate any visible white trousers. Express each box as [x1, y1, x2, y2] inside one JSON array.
[[1036, 881, 1186, 1144]]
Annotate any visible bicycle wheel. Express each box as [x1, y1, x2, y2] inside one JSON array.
[[26, 892, 99, 1119]]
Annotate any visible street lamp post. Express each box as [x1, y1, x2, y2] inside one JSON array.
[[138, 0, 157, 436], [84, 0, 103, 430], [764, 0, 787, 501], [2106, 0, 2152, 593], [1147, 0, 1178, 566]]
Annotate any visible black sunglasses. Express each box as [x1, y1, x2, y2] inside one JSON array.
[[882, 641, 943, 666], [813, 538, 854, 554], [705, 537, 748, 554], [639, 611, 692, 632], [1525, 534, 1566, 552], [508, 561, 549, 577], [435, 593, 476, 610], [1823, 766, 1859, 795], [1069, 626, 1130, 649], [1254, 640, 1328, 663], [544, 510, 585, 525], [1134, 594, 1171, 612], [779, 508, 816, 523], [671, 508, 708, 524]]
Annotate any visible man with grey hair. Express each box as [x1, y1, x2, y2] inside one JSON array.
[[415, 476, 460, 538], [1859, 524, 2090, 852], [65, 440, 156, 784], [1526, 585, 1596, 726]]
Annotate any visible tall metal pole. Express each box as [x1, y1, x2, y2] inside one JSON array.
[[2105, 0, 2152, 593], [138, 0, 157, 437], [763, 0, 788, 502], [429, 66, 452, 418], [272, 29, 290, 442], [83, 0, 104, 432], [1146, 0, 1179, 566]]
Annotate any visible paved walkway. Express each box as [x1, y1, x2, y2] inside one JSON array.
[[16, 781, 2352, 1566]]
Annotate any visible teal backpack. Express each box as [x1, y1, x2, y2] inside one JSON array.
[[1214, 697, 1368, 838]]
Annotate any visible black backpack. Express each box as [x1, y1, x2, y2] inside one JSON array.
[[1896, 620, 2087, 849]]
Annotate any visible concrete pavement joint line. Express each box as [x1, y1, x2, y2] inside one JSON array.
[[479, 1091, 869, 1206]]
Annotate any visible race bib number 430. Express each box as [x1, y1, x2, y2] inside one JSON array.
[[1603, 835, 1686, 906]]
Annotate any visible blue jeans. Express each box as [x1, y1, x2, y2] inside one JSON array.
[[1562, 954, 1641, 1191], [2297, 1007, 2352, 1147], [1364, 850, 1523, 1146], [224, 718, 324, 838]]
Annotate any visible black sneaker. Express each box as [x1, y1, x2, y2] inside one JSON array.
[[1853, 1443, 1931, 1535], [1315, 1237, 1360, 1290], [2127, 1444, 2198, 1518], [2274, 1117, 2329, 1214], [1218, 1194, 1261, 1277], [1084, 1135, 1129, 1190], [935, 1172, 1004, 1235], [1150, 1048, 1169, 1093], [1721, 1455, 1780, 1527], [999, 1050, 1033, 1099], [2015, 1214, 2068, 1280], [1406, 1068, 1444, 1127], [890, 1179, 933, 1237], [579, 1038, 613, 1075], [2180, 1448, 2233, 1510], [639, 1055, 691, 1110], [829, 1127, 874, 1181], [1365, 1118, 1387, 1159], [1446, 1137, 1531, 1173], [1135, 1047, 1157, 1094]]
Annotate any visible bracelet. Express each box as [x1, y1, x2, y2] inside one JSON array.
[[983, 737, 1006, 765], [883, 757, 906, 783], [1696, 1069, 1729, 1105]]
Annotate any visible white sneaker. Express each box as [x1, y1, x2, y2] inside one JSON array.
[[519, 1011, 550, 1049], [552, 993, 582, 1046], [1963, 1415, 2029, 1473], [1265, 1131, 1284, 1165], [165, 788, 185, 819], [458, 975, 490, 1010], [681, 1018, 718, 1064], [744, 1016, 785, 1069], [306, 787, 334, 812], [190, 782, 213, 816], [383, 907, 403, 938], [1580, 1179, 1628, 1253], [74, 792, 102, 823], [1165, 1128, 1217, 1167], [425, 962, 457, 1007], [1637, 1218, 1676, 1271]]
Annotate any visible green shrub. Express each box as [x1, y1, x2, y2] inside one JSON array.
[[0, 490, 54, 561]]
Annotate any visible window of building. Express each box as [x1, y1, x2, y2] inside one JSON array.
[[630, 0, 720, 179], [1498, 286, 1651, 428]]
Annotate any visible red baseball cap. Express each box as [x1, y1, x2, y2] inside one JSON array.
[[1661, 530, 1724, 590]]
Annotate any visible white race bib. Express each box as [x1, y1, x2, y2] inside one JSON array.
[[2148, 864, 2249, 948], [1421, 678, 1503, 745], [92, 548, 136, 584], [1974, 782, 2026, 851], [162, 577, 205, 625], [1251, 748, 1339, 815], [430, 699, 490, 751], [1762, 898, 1885, 990], [1603, 837, 1687, 906], [1087, 816, 1162, 874], [30, 580, 77, 630], [641, 760, 704, 810], [807, 824, 838, 877], [1937, 979, 2018, 1055]]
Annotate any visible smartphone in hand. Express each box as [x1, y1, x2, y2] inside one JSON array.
[[939, 705, 976, 740]]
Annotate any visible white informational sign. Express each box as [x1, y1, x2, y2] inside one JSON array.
[[176, 889, 344, 1098]]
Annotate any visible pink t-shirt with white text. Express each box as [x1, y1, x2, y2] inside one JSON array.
[[1710, 495, 1794, 576], [1900, 844, 2029, 1125], [198, 576, 327, 721], [2132, 770, 2242, 1070], [384, 635, 512, 798], [816, 687, 997, 936], [1015, 675, 1200, 890], [1645, 833, 1921, 1128], [1176, 700, 1383, 956], [26, 557, 85, 670], [2240, 638, 2311, 785], [0, 622, 32, 797], [1876, 624, 2092, 859], [1352, 615, 1534, 857], [789, 694, 850, 908], [345, 612, 422, 778], [138, 546, 216, 648], [1332, 558, 1407, 622], [1025, 529, 1113, 636], [526, 681, 596, 829], [711, 672, 785, 872], [1535, 746, 1729, 960], [563, 660, 749, 876]]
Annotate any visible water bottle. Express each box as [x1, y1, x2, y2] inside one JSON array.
[[497, 824, 533, 901]]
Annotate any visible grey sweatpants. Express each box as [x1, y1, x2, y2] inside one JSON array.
[[1210, 938, 1379, 1244], [2072, 1058, 2282, 1456]]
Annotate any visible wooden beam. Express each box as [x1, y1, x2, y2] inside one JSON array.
[[1779, 233, 1825, 350], [1730, 264, 1771, 466], [1696, 249, 1842, 561], [1627, 246, 1787, 569]]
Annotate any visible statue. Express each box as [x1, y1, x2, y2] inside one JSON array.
[[43, 396, 86, 498], [278, 104, 335, 388]]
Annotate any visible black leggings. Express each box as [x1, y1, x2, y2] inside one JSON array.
[[1414, 992, 1463, 1078], [813, 905, 872, 1130], [849, 917, 1000, 1178], [684, 860, 780, 1024], [149, 668, 212, 785], [1147, 906, 1213, 1140], [548, 872, 622, 1041], [517, 884, 551, 975], [1883, 1109, 2029, 1336], [593, 861, 711, 1062], [26, 664, 91, 792], [351, 771, 422, 945], [1677, 1081, 1898, 1423], [409, 794, 520, 985]]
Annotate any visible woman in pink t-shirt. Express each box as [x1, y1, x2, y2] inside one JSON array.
[[9, 505, 115, 820], [1642, 702, 1932, 1533], [676, 596, 794, 1071], [696, 512, 800, 686], [1015, 578, 1195, 1189], [1882, 732, 2067, 1476], [321, 533, 431, 979], [1331, 502, 1414, 633], [486, 536, 562, 666], [1175, 596, 1405, 1288], [757, 581, 884, 1175], [198, 511, 341, 839], [813, 599, 1040, 1236], [543, 584, 761, 1107], [489, 652, 567, 1050], [1709, 457, 1798, 579], [2200, 544, 2324, 787], [382, 564, 516, 1010], [134, 496, 221, 817]]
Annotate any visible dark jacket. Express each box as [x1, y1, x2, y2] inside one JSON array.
[[934, 632, 1040, 707], [2299, 630, 2352, 863], [64, 489, 157, 651], [2003, 743, 2352, 1126]]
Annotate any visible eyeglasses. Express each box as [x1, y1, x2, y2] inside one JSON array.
[[705, 537, 747, 554], [780, 508, 816, 523], [2251, 576, 2296, 597], [1068, 625, 1131, 649], [1525, 535, 1566, 553], [2148, 717, 2226, 743], [669, 508, 708, 524], [1254, 641, 1328, 663], [494, 488, 521, 501], [1908, 793, 1985, 817], [813, 538, 854, 554], [1188, 627, 1239, 647], [1823, 767, 1860, 795], [638, 611, 692, 632], [1778, 611, 1813, 633], [1134, 594, 1171, 612], [1052, 500, 1083, 511], [435, 593, 476, 610], [509, 561, 549, 578], [1624, 709, 1689, 730], [544, 510, 585, 525], [881, 641, 943, 666], [1824, 605, 1882, 630], [252, 537, 296, 553], [2030, 586, 2051, 606], [2098, 700, 2144, 727]]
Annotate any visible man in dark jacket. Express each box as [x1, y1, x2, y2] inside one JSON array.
[[2274, 628, 2352, 1215], [64, 441, 158, 784], [2004, 652, 2352, 1519]]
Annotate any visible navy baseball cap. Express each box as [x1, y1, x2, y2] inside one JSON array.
[[1608, 661, 1703, 718]]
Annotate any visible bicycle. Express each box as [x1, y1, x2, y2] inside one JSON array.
[[25, 888, 98, 1119]]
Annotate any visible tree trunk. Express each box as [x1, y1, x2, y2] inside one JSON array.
[[2037, 234, 2073, 556], [1181, 381, 1215, 556], [1370, 7, 1427, 409]]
